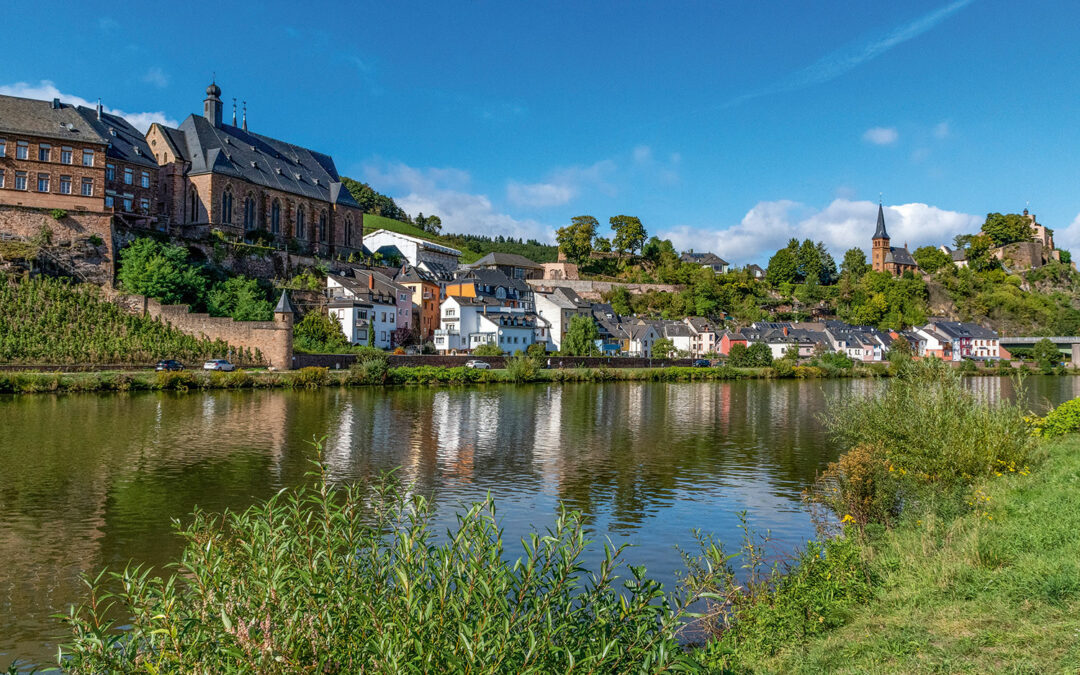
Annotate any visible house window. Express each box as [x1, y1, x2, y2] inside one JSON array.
[[82, 149, 94, 166], [106, 164, 116, 181], [140, 171, 150, 188], [446, 308, 456, 317], [123, 197, 133, 212], [296, 206, 306, 238], [37, 173, 50, 192], [14, 171, 27, 190], [270, 200, 281, 234], [123, 167, 133, 185], [81, 177, 93, 196], [38, 144, 51, 161], [105, 195, 114, 208], [140, 198, 150, 213], [243, 195, 256, 230], [221, 188, 233, 224], [61, 147, 73, 164], [16, 141, 28, 159], [0, 139, 5, 157], [318, 211, 327, 242], [59, 175, 72, 194]]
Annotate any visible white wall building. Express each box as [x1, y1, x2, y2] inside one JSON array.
[[327, 273, 402, 349], [434, 295, 551, 354], [362, 229, 461, 271], [534, 287, 592, 351]]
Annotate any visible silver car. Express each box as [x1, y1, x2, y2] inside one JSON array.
[[203, 359, 236, 372], [464, 360, 491, 369]]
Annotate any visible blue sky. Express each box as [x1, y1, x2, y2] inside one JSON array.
[[4, 0, 1078, 264]]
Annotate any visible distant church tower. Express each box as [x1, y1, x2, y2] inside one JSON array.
[[871, 202, 889, 273], [203, 80, 223, 128]]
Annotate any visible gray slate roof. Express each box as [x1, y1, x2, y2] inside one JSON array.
[[538, 286, 590, 310], [274, 290, 298, 314], [930, 320, 998, 340], [884, 246, 918, 267], [76, 107, 157, 168], [873, 203, 889, 239], [681, 251, 728, 266], [470, 252, 543, 269], [0, 94, 106, 144], [172, 114, 359, 208]]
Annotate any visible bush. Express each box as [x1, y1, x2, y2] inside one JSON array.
[[155, 370, 196, 390], [504, 354, 539, 382], [812, 359, 1034, 525], [348, 350, 389, 385], [472, 342, 503, 357], [1041, 397, 1080, 437], [290, 366, 329, 388], [58, 448, 691, 672]]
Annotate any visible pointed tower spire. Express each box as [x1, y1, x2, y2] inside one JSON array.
[[241, 100, 248, 132], [873, 202, 889, 240], [231, 98, 237, 126]]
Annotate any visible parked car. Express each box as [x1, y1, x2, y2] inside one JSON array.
[[155, 359, 184, 372], [692, 359, 712, 368], [465, 360, 491, 369], [203, 359, 236, 372]]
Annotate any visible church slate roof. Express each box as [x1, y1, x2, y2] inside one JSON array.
[[873, 203, 889, 239], [173, 114, 359, 208], [469, 252, 543, 269], [76, 107, 158, 169], [885, 246, 917, 267]]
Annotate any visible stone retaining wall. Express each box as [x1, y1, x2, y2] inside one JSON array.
[[293, 353, 694, 370], [526, 278, 680, 300]]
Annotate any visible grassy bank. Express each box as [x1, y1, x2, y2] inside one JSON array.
[[739, 433, 1080, 673], [0, 362, 886, 395]]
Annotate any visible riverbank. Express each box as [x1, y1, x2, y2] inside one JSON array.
[[729, 433, 1080, 672], [0, 363, 886, 394]]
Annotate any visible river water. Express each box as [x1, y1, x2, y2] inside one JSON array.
[[1, 376, 1077, 668]]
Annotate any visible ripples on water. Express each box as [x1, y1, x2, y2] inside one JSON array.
[[1, 376, 1076, 668]]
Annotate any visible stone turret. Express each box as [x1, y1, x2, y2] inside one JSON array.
[[203, 80, 222, 128], [272, 290, 296, 369]]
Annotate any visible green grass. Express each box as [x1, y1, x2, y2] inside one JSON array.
[[742, 434, 1080, 673], [362, 214, 483, 263]]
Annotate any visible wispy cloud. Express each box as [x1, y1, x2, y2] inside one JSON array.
[[0, 80, 178, 132], [933, 121, 951, 139], [726, 0, 977, 108], [141, 67, 169, 89], [863, 126, 899, 145]]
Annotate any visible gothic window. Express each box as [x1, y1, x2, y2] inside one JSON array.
[[221, 187, 233, 224], [319, 210, 328, 242], [243, 194, 256, 230], [296, 206, 306, 239], [344, 217, 353, 247], [189, 188, 199, 221], [270, 199, 281, 234]]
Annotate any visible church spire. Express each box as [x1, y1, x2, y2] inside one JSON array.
[[873, 202, 889, 240]]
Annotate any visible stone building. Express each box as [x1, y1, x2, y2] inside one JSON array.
[[870, 203, 918, 276], [146, 81, 364, 258]]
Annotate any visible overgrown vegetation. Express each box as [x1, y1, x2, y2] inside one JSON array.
[[0, 276, 247, 365]]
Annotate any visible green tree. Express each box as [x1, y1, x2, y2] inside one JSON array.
[[556, 216, 598, 264], [966, 233, 1001, 272], [117, 237, 206, 305], [341, 176, 409, 221], [652, 337, 675, 358], [593, 236, 612, 253], [747, 342, 774, 367], [841, 248, 869, 279], [561, 315, 600, 356], [912, 246, 951, 273], [472, 342, 503, 356], [982, 212, 1033, 247], [608, 286, 632, 316], [797, 239, 823, 284], [1031, 338, 1060, 370], [1060, 250, 1072, 264], [610, 215, 647, 257], [205, 276, 272, 321], [766, 248, 799, 285], [294, 311, 350, 353]]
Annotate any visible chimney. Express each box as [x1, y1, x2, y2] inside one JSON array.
[[52, 98, 61, 109], [96, 98, 102, 120], [368, 273, 374, 290]]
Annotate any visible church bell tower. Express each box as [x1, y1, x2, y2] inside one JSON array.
[[871, 202, 890, 273]]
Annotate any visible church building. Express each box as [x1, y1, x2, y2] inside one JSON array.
[[146, 81, 365, 258], [871, 203, 919, 276]]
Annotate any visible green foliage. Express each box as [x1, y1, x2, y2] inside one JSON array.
[[609, 214, 647, 256], [205, 276, 272, 321], [0, 277, 245, 365], [341, 176, 409, 222], [348, 348, 391, 384], [561, 315, 601, 356], [833, 270, 927, 329], [555, 215, 597, 264], [652, 337, 676, 358], [58, 454, 691, 672], [593, 236, 612, 253], [811, 350, 854, 371], [441, 233, 558, 264], [965, 233, 1001, 272], [471, 342, 503, 356], [841, 248, 868, 279], [49, 209, 67, 221], [504, 354, 539, 382], [290, 366, 329, 388], [728, 342, 772, 367], [1059, 249, 1072, 264], [912, 245, 951, 273], [412, 211, 442, 235], [608, 286, 632, 315], [1030, 337, 1061, 371], [117, 237, 206, 305], [1040, 397, 1080, 437], [982, 212, 1033, 247], [766, 247, 798, 285], [816, 359, 1035, 525], [293, 311, 351, 354]]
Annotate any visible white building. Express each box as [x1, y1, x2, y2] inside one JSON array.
[[618, 322, 661, 357], [327, 273, 406, 349], [534, 286, 592, 352], [362, 229, 461, 273], [434, 295, 550, 354]]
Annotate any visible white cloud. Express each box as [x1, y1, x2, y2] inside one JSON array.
[[933, 121, 950, 139], [364, 162, 550, 240], [141, 67, 169, 89], [863, 126, 899, 145], [659, 199, 981, 265], [506, 181, 575, 208], [1056, 213, 1080, 252], [633, 145, 652, 164], [0, 80, 177, 132]]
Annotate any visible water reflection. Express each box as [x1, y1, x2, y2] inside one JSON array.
[[0, 376, 1074, 668]]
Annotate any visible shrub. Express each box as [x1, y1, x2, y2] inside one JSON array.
[[472, 342, 503, 357], [1041, 397, 1080, 437], [291, 366, 329, 388], [348, 348, 390, 385], [58, 449, 691, 672], [770, 360, 796, 378], [504, 354, 539, 382], [155, 370, 195, 390], [87, 234, 104, 247], [49, 209, 67, 221]]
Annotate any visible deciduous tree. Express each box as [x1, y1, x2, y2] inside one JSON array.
[[561, 315, 600, 356], [556, 216, 598, 264], [610, 215, 647, 257]]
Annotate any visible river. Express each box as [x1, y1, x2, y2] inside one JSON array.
[[1, 375, 1076, 669]]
